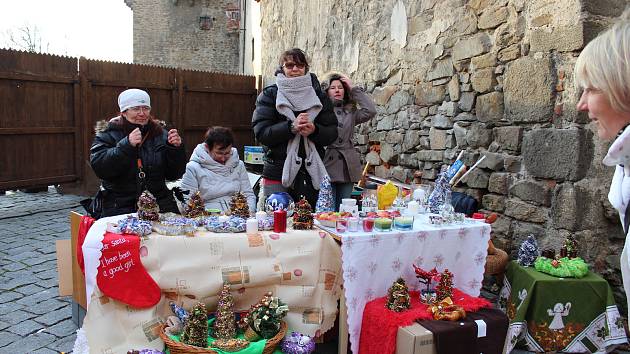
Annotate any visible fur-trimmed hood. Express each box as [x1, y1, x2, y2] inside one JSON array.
[[94, 116, 166, 134]]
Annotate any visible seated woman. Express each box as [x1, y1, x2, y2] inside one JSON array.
[[180, 126, 256, 214], [90, 88, 187, 217]]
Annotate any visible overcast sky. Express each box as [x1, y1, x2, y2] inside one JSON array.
[[0, 0, 133, 62]]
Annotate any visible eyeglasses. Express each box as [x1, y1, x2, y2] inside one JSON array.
[[283, 62, 306, 70], [128, 106, 151, 113], [211, 149, 233, 158]]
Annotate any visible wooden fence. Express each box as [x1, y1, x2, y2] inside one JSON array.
[[0, 49, 258, 194]]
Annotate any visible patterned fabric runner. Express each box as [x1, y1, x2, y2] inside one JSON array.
[[499, 261, 628, 353]]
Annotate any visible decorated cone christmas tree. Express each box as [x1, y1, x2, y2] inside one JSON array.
[[435, 269, 453, 301], [229, 192, 250, 218], [428, 168, 451, 213], [185, 191, 207, 218], [213, 284, 237, 339], [518, 234, 540, 267], [386, 278, 411, 312], [181, 302, 208, 348], [293, 197, 314, 230], [315, 175, 334, 212], [137, 190, 160, 221]]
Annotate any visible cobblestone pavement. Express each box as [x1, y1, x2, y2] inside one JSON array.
[[0, 188, 84, 354]]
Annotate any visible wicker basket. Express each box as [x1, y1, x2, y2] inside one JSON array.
[[159, 321, 288, 354], [485, 246, 509, 276]]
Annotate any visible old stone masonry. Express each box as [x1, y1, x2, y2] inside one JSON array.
[[259, 0, 628, 312]]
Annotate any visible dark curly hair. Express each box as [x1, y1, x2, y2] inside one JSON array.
[[275, 48, 310, 75], [204, 126, 234, 150]]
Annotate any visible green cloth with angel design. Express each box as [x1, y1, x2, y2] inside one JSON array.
[[499, 261, 627, 353]]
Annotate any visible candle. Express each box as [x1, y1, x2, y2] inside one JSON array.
[[362, 218, 375, 232], [255, 211, 267, 222], [336, 218, 348, 233], [246, 218, 258, 234], [413, 189, 426, 202], [218, 215, 230, 222], [273, 210, 287, 233], [342, 198, 356, 206], [393, 216, 414, 231], [348, 217, 359, 232], [407, 200, 419, 215], [374, 217, 392, 231]]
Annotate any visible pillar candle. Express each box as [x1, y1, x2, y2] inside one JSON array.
[[246, 218, 258, 234], [407, 200, 419, 215]]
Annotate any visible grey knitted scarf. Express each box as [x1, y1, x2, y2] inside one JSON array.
[[275, 74, 327, 190]]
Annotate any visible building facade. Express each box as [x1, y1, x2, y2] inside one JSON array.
[[125, 0, 261, 74]]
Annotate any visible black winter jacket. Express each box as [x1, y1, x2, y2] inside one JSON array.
[[251, 73, 338, 180], [90, 118, 187, 217]]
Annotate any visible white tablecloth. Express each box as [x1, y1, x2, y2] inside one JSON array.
[[321, 219, 491, 354]]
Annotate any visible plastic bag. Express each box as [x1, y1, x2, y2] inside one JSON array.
[[377, 181, 398, 210]]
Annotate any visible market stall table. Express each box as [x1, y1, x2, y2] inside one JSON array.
[[317, 218, 491, 354], [499, 261, 628, 353], [79, 215, 342, 353]]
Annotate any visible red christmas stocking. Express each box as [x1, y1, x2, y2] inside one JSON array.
[[96, 232, 161, 308], [77, 215, 95, 275]]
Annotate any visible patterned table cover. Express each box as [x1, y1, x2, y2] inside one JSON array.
[[500, 261, 628, 353], [80, 215, 343, 354], [319, 219, 491, 354]]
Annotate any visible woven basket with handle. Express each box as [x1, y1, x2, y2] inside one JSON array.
[[159, 321, 288, 354]]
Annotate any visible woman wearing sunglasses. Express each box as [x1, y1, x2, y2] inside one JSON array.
[[252, 48, 338, 208]]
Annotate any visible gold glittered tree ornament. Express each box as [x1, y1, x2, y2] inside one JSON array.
[[137, 190, 160, 221], [212, 284, 237, 339], [180, 302, 208, 348], [386, 277, 411, 312], [292, 197, 314, 230], [184, 191, 207, 218], [229, 192, 250, 218]]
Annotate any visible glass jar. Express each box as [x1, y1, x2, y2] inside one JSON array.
[[374, 217, 393, 231]]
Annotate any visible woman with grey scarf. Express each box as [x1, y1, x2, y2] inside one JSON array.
[[252, 48, 338, 208]]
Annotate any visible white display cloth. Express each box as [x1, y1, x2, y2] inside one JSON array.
[[320, 220, 491, 354], [80, 215, 343, 353]]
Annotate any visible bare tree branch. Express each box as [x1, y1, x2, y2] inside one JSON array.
[[3, 24, 49, 53]]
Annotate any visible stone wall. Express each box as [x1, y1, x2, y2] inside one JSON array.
[[125, 0, 240, 72], [260, 0, 628, 310]]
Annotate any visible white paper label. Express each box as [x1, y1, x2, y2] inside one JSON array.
[[475, 319, 487, 338]]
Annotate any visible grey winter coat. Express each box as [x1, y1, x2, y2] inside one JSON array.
[[323, 87, 377, 183], [180, 144, 256, 213]]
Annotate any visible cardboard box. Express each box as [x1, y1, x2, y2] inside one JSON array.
[[396, 323, 437, 354], [244, 146, 264, 165], [55, 239, 73, 296]]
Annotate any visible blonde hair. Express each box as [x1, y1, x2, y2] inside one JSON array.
[[574, 11, 630, 113]]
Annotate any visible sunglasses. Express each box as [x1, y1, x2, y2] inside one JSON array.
[[282, 62, 306, 70]]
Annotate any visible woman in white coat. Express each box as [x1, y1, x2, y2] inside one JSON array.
[[180, 126, 256, 213], [575, 15, 630, 317]]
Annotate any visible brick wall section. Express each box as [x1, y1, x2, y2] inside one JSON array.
[[128, 0, 239, 72], [259, 0, 628, 312]]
